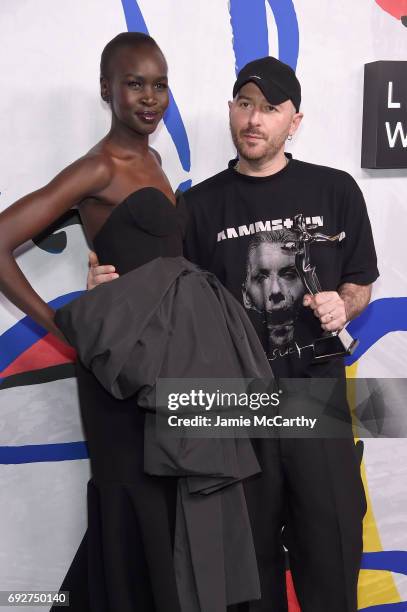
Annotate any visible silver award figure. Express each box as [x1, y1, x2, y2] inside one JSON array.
[[283, 213, 359, 360]]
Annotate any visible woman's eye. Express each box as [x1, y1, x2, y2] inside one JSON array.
[[127, 81, 142, 89], [239, 101, 250, 108], [155, 82, 168, 90]]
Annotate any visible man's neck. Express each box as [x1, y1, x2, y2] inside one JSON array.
[[236, 150, 289, 177]]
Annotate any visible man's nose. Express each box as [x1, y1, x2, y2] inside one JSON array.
[[247, 108, 261, 126]]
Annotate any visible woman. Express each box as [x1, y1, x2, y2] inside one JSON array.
[[0, 32, 186, 611], [0, 31, 178, 336]]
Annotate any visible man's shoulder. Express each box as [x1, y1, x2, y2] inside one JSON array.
[[184, 168, 232, 205], [292, 158, 356, 187]]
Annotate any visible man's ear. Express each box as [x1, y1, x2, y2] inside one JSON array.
[[289, 111, 303, 137]]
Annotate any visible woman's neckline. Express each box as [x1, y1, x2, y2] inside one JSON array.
[[91, 186, 180, 246]]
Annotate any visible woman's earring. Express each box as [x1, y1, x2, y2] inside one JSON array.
[[287, 134, 293, 141]]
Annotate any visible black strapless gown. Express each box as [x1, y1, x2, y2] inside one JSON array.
[[52, 188, 187, 612]]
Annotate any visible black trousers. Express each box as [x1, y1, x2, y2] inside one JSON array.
[[229, 437, 367, 612]]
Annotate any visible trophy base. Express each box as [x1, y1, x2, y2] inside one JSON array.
[[313, 328, 359, 361]]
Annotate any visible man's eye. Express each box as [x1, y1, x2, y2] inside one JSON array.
[[239, 101, 250, 108], [265, 105, 276, 112], [155, 82, 168, 90]]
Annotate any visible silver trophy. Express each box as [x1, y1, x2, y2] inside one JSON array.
[[283, 214, 359, 361]]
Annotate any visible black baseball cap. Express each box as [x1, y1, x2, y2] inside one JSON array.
[[232, 56, 301, 112]]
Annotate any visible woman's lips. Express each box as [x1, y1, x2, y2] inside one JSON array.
[[136, 111, 159, 123]]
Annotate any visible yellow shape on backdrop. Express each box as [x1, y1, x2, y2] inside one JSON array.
[[346, 363, 400, 608]]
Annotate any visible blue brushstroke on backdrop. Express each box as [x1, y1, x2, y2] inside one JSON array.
[[0, 292, 83, 373], [266, 0, 299, 70], [120, 0, 190, 171], [229, 0, 299, 73], [177, 180, 192, 193], [0, 442, 89, 464], [361, 550, 407, 576], [120, 0, 148, 32], [229, 0, 269, 74], [345, 298, 407, 365]]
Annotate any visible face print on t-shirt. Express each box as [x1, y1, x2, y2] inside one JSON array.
[[242, 230, 305, 348]]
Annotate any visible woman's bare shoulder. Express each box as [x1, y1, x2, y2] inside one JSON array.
[[69, 143, 115, 193]]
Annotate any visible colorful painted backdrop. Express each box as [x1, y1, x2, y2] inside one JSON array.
[[1, 1, 406, 610]]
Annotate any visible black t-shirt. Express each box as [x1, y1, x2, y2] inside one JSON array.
[[183, 156, 379, 378]]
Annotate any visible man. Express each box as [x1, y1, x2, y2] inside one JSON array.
[[88, 57, 378, 612]]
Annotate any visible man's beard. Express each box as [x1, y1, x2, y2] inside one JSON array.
[[230, 121, 288, 162]]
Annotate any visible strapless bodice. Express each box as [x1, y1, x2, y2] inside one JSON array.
[[93, 187, 187, 275]]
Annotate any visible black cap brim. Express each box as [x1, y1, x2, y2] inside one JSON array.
[[233, 76, 291, 107]]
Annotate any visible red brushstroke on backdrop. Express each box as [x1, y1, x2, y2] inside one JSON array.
[[375, 0, 407, 19], [0, 333, 76, 378]]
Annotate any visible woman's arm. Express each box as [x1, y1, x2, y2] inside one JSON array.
[[0, 155, 112, 339]]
